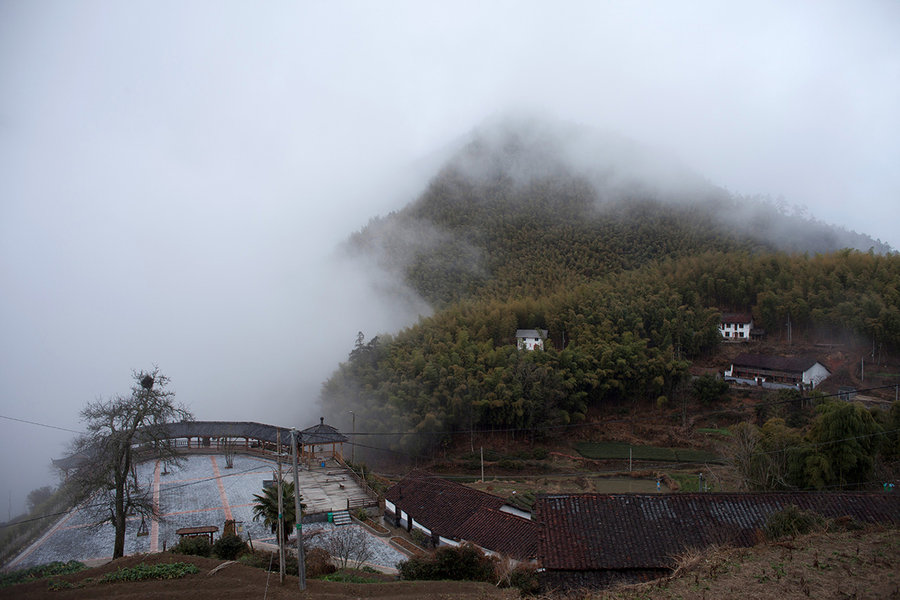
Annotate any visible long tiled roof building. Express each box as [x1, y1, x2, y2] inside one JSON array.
[[385, 470, 538, 561], [536, 492, 900, 590]]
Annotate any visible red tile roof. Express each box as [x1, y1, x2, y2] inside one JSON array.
[[455, 508, 539, 559], [385, 470, 538, 560], [537, 493, 900, 571]]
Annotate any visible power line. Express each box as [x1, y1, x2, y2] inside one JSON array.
[[343, 383, 900, 438], [0, 414, 84, 435]]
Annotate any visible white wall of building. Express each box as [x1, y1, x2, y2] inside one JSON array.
[[803, 363, 831, 388]]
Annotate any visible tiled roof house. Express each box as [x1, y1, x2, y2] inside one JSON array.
[[725, 353, 831, 388], [384, 470, 538, 561], [536, 492, 900, 590]]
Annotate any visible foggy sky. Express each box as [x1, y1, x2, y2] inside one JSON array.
[[2, 1, 899, 516]]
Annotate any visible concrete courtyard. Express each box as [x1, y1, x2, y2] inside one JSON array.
[[9, 453, 382, 569]]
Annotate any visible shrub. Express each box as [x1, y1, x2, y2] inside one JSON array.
[[0, 561, 86, 588], [399, 543, 496, 582], [238, 551, 272, 570], [409, 528, 430, 548], [765, 505, 825, 540], [212, 533, 248, 560], [170, 536, 211, 557], [305, 547, 336, 578], [102, 562, 198, 582], [507, 564, 540, 596]]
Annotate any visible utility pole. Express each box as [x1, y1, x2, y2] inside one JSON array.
[[349, 411, 355, 464], [276, 431, 285, 583], [291, 429, 306, 591], [480, 447, 484, 483]]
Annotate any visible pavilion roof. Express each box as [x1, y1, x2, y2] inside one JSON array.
[[300, 417, 348, 445]]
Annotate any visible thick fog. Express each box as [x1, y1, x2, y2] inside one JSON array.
[[2, 1, 899, 517]]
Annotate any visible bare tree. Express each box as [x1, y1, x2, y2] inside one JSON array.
[[326, 526, 372, 569], [223, 437, 237, 468], [68, 368, 192, 559]]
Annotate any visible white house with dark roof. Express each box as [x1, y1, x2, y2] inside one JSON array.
[[718, 312, 754, 340], [516, 329, 548, 351]]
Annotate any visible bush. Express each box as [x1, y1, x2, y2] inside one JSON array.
[[102, 562, 198, 582], [692, 374, 729, 405], [0, 561, 86, 588], [212, 534, 248, 560], [238, 551, 272, 570], [765, 505, 825, 540], [305, 547, 336, 578], [399, 543, 496, 582], [507, 564, 540, 596], [170, 536, 211, 557], [409, 528, 430, 548]]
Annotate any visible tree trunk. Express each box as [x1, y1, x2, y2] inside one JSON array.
[[113, 479, 127, 559]]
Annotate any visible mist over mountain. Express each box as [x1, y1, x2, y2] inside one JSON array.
[[347, 117, 889, 309]]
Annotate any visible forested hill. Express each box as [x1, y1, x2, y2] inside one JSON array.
[[322, 119, 899, 456], [347, 118, 889, 307]]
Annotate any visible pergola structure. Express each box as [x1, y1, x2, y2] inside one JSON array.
[[299, 417, 349, 467], [53, 419, 350, 476], [175, 525, 219, 545]]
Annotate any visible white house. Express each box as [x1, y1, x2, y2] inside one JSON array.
[[719, 313, 754, 340], [516, 329, 548, 351]]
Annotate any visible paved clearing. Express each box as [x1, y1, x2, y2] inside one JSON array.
[[9, 454, 374, 569]]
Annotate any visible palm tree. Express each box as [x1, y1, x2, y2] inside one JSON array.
[[251, 480, 305, 543]]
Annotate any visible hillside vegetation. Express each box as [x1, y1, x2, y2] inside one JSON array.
[[322, 119, 900, 457]]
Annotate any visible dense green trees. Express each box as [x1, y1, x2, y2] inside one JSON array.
[[328, 154, 900, 458], [731, 400, 895, 491], [322, 247, 900, 457]]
